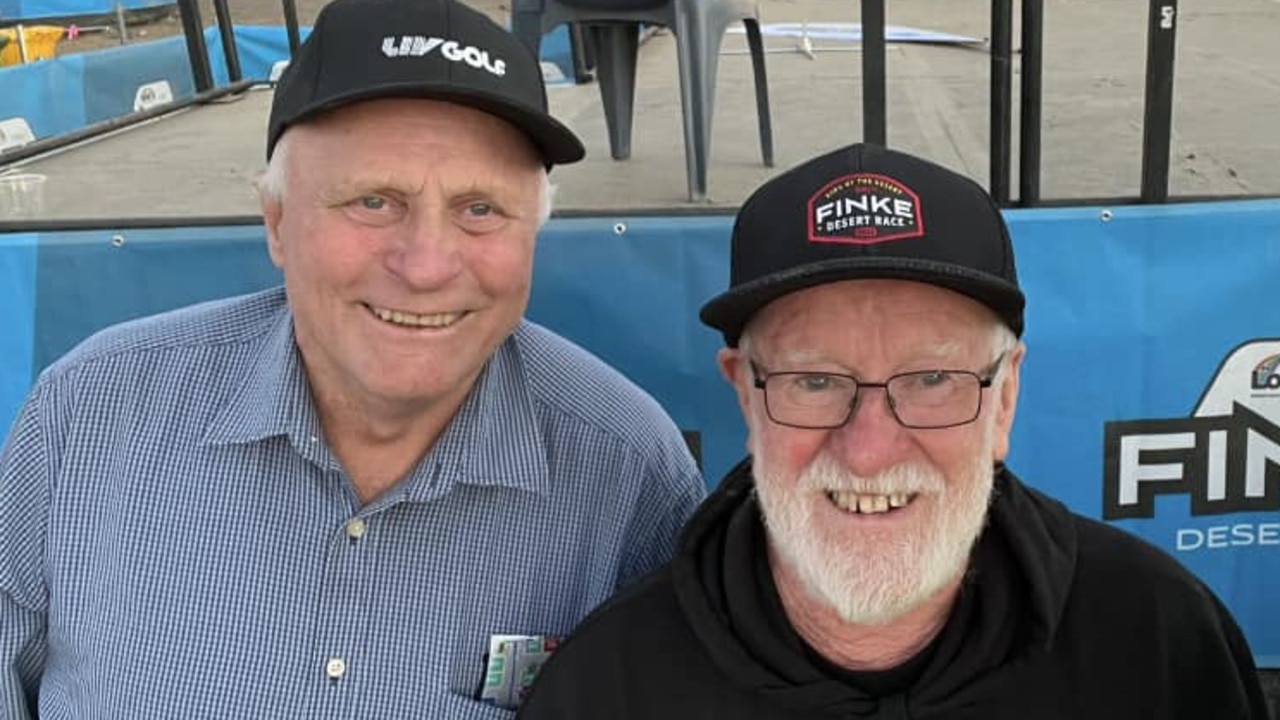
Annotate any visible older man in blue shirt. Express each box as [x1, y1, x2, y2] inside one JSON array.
[[0, 0, 704, 716]]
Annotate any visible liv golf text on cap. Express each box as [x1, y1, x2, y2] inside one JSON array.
[[266, 0, 584, 166], [700, 143, 1025, 345]]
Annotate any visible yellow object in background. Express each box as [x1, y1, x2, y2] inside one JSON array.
[[0, 25, 66, 67]]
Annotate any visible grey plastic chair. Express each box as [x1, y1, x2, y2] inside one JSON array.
[[511, 0, 773, 202]]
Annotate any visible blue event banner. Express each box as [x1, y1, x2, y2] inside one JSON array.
[[1, 199, 1278, 664]]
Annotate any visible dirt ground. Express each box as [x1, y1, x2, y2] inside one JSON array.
[[42, 0, 510, 58]]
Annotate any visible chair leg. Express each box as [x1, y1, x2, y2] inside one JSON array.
[[568, 23, 594, 84], [743, 18, 774, 167], [588, 23, 641, 161], [673, 18, 724, 202]]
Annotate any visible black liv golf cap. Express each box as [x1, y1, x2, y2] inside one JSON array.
[[700, 143, 1025, 345], [266, 0, 585, 166]]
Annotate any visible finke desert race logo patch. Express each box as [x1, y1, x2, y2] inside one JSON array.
[[808, 173, 924, 245]]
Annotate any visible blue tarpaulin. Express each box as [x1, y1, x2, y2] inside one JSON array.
[[3, 200, 1280, 665], [1, 0, 169, 22]]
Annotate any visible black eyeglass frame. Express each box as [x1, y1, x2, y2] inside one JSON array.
[[749, 352, 1008, 430]]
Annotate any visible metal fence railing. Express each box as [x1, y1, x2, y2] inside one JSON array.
[[0, 0, 302, 167], [853, 0, 1189, 208]]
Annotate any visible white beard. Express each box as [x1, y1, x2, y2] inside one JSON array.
[[753, 438, 995, 626]]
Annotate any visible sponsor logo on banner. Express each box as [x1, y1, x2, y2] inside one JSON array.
[[807, 173, 924, 245], [133, 81, 174, 112], [381, 36, 506, 76], [0, 117, 36, 152], [1103, 339, 1280, 553]]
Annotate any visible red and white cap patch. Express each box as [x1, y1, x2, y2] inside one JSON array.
[[807, 173, 924, 245]]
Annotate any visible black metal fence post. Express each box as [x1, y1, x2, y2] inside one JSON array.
[[1141, 0, 1179, 203], [176, 0, 214, 92], [1018, 0, 1044, 206], [989, 0, 1013, 205], [860, 0, 886, 146], [283, 0, 302, 57], [213, 0, 243, 83]]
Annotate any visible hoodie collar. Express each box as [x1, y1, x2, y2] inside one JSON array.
[[671, 459, 1078, 713]]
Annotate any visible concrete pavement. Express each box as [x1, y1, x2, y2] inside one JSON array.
[[3, 0, 1279, 221]]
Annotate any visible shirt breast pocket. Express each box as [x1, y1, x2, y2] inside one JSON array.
[[449, 630, 565, 712]]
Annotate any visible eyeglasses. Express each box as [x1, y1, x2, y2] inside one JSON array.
[[749, 353, 1006, 430]]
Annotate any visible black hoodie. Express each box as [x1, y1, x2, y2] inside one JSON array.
[[518, 459, 1269, 719]]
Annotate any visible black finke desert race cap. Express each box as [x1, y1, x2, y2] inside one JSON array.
[[266, 0, 585, 167], [700, 143, 1026, 346]]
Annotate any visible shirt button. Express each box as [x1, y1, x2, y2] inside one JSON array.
[[345, 518, 367, 540], [325, 657, 347, 680]]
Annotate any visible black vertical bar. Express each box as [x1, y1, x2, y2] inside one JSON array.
[[1141, 0, 1178, 203], [569, 23, 594, 84], [282, 0, 302, 57], [989, 0, 1013, 205], [1018, 0, 1044, 206], [176, 0, 213, 92], [213, 0, 242, 82], [860, 0, 886, 146]]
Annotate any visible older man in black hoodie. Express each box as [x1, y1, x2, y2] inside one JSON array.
[[517, 144, 1270, 719]]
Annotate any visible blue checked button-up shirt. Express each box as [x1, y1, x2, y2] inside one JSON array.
[[0, 287, 705, 718]]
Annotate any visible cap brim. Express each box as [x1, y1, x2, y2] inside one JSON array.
[[272, 82, 585, 166], [699, 256, 1026, 344]]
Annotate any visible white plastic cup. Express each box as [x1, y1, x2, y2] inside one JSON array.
[[0, 173, 47, 219]]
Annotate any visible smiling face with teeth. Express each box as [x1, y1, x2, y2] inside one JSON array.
[[260, 98, 546, 452], [718, 279, 1024, 627]]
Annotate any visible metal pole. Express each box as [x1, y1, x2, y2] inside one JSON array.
[[114, 3, 128, 44], [212, 0, 243, 82], [282, 0, 301, 57], [15, 24, 29, 63], [569, 23, 593, 84], [989, 0, 1013, 205], [175, 0, 214, 92], [1140, 0, 1178, 203], [1018, 0, 1044, 206], [0, 79, 256, 168], [860, 0, 886, 146]]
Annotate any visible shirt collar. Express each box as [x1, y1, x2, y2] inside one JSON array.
[[405, 324, 550, 501], [202, 303, 323, 453], [204, 312, 549, 497]]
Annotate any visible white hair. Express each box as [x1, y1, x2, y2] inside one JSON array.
[[741, 295, 1020, 625], [255, 133, 290, 204], [254, 131, 555, 226], [990, 319, 1018, 358], [987, 319, 1020, 388], [755, 433, 995, 625]]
